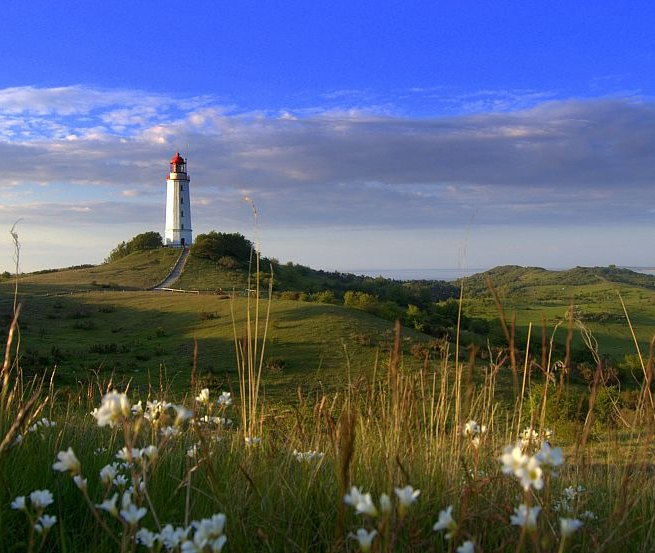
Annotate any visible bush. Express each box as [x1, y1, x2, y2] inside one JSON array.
[[106, 231, 163, 262], [314, 290, 336, 304], [217, 256, 240, 269], [191, 231, 252, 263], [265, 357, 286, 374]]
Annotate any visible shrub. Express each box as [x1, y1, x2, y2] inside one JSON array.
[[217, 256, 240, 269], [73, 320, 96, 330], [192, 231, 253, 263], [106, 231, 163, 262], [314, 290, 336, 304], [265, 357, 286, 374]]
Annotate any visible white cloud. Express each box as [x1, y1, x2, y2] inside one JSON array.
[[1, 85, 655, 270]]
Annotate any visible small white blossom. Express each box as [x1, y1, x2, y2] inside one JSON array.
[[349, 528, 377, 552], [52, 447, 81, 475], [510, 504, 541, 530], [344, 486, 378, 517], [457, 541, 475, 553], [10, 496, 26, 511], [113, 474, 129, 488], [120, 503, 148, 525], [34, 514, 57, 533], [73, 475, 88, 491], [500, 444, 528, 476], [160, 426, 180, 438], [92, 390, 131, 428], [136, 527, 158, 548], [244, 436, 261, 446], [96, 493, 119, 517], [560, 517, 583, 538], [174, 405, 193, 426], [29, 490, 54, 510], [196, 388, 210, 404], [536, 442, 564, 469], [160, 524, 189, 549], [100, 464, 119, 485], [217, 392, 232, 406], [394, 485, 420, 516], [433, 505, 457, 539], [518, 457, 544, 491]]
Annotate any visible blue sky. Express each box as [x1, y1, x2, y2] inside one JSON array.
[[1, 1, 655, 275]]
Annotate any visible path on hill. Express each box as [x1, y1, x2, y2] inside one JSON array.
[[151, 248, 190, 290]]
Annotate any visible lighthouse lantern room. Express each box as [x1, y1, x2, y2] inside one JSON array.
[[164, 152, 193, 247]]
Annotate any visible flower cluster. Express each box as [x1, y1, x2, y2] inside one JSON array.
[[136, 514, 227, 552], [344, 485, 420, 551], [463, 419, 487, 448], [11, 489, 57, 535], [292, 449, 324, 462], [500, 440, 563, 491], [13, 417, 57, 446]]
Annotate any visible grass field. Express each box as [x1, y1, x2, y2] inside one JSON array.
[[1, 258, 655, 551]]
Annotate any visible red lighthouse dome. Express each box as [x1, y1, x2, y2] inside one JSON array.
[[169, 152, 186, 173]]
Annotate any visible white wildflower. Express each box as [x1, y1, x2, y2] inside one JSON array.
[[510, 504, 541, 530], [217, 392, 232, 406], [174, 405, 193, 426], [34, 514, 57, 533], [433, 505, 457, 539], [344, 486, 378, 517], [560, 517, 583, 538], [160, 426, 180, 438], [349, 528, 377, 552], [10, 496, 26, 511], [52, 447, 81, 475], [196, 388, 210, 404], [160, 524, 189, 549], [96, 493, 119, 517], [29, 490, 54, 510], [92, 390, 131, 428], [100, 464, 118, 485], [500, 444, 528, 476], [536, 442, 564, 469], [73, 475, 88, 491], [394, 485, 420, 517], [136, 527, 159, 548], [120, 503, 147, 525], [457, 541, 475, 553], [517, 456, 544, 491]]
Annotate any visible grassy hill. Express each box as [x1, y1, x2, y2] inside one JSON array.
[[462, 265, 655, 361], [0, 288, 433, 398], [4, 248, 181, 295]]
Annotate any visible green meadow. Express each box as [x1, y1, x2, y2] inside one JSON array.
[[1, 249, 654, 552]]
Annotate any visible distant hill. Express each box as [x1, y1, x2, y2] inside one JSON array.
[[462, 264, 655, 360], [465, 264, 655, 296]]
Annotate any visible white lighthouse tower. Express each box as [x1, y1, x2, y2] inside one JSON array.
[[164, 152, 193, 247]]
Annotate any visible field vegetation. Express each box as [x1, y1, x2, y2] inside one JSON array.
[[2, 239, 655, 551]]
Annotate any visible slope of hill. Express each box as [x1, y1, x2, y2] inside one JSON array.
[[4, 290, 433, 397], [462, 265, 655, 359], [4, 248, 181, 295]]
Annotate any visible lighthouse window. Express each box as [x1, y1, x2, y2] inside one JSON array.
[[180, 198, 184, 204], [180, 184, 184, 191], [180, 210, 184, 217], [181, 223, 184, 229]]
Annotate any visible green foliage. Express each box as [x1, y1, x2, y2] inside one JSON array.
[[313, 290, 336, 304], [106, 231, 163, 263], [191, 231, 253, 264]]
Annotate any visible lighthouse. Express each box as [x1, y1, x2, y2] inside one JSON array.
[[164, 152, 193, 247]]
